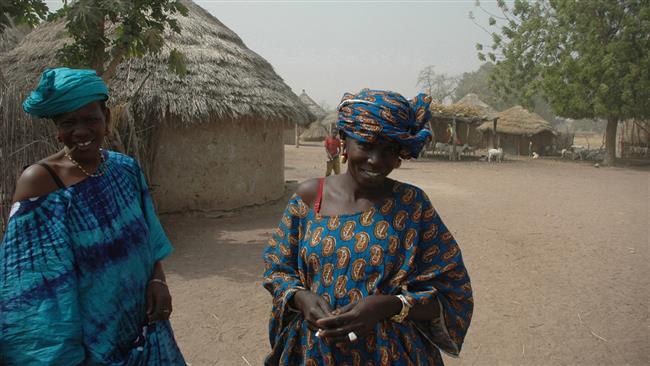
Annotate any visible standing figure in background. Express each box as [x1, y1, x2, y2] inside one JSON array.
[[324, 129, 342, 176], [0, 68, 185, 365]]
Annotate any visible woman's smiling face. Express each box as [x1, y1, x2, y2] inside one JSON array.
[[53, 101, 109, 160], [345, 136, 401, 188]]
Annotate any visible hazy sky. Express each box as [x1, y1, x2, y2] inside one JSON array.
[[46, 0, 502, 108]]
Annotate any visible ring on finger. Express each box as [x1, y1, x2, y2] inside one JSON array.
[[348, 331, 358, 342], [163, 309, 170, 313]]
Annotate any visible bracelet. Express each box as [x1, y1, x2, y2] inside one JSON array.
[[390, 294, 412, 323], [149, 278, 168, 287]]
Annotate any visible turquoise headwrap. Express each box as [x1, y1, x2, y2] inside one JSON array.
[[337, 89, 433, 159], [22, 68, 109, 119]]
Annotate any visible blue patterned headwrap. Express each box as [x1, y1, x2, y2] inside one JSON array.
[[22, 68, 109, 119], [336, 89, 433, 159]]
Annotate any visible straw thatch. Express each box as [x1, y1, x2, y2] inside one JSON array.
[[456, 93, 498, 117], [430, 101, 492, 124], [0, 0, 313, 126], [478, 106, 556, 136], [298, 90, 326, 120], [321, 110, 338, 128], [300, 122, 329, 142], [0, 21, 31, 54]]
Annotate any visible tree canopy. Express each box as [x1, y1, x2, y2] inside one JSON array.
[[0, 0, 48, 33], [475, 0, 650, 164]]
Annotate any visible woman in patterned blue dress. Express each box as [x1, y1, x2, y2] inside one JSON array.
[[263, 89, 473, 365], [0, 68, 185, 365]]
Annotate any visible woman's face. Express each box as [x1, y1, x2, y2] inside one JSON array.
[[53, 101, 109, 160], [345, 137, 401, 188]]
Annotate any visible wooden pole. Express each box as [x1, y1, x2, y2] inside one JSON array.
[[492, 118, 498, 149], [295, 123, 300, 148], [451, 117, 457, 161]]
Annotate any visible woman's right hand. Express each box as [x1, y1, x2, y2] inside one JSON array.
[[292, 290, 333, 332]]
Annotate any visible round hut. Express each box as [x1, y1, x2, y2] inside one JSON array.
[[478, 106, 557, 155], [286, 90, 326, 144], [0, 0, 313, 213], [300, 122, 330, 142]]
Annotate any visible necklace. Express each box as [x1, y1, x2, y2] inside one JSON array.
[[64, 148, 106, 177]]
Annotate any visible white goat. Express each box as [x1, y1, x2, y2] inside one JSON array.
[[487, 148, 504, 163]]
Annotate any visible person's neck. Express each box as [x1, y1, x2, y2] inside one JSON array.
[[339, 172, 389, 202]]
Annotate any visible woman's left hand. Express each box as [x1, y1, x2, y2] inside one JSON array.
[[146, 280, 172, 324], [315, 295, 401, 344]]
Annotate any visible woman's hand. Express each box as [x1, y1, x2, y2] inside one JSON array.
[[292, 290, 334, 332], [146, 279, 172, 324], [316, 295, 401, 343]]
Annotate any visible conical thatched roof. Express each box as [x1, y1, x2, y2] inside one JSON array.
[[456, 93, 498, 116], [298, 90, 326, 119], [300, 122, 329, 142], [0, 0, 313, 126], [321, 110, 338, 128], [478, 106, 556, 136]]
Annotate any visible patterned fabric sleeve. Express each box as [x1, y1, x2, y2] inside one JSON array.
[[262, 194, 308, 348], [401, 194, 473, 356], [0, 196, 85, 365], [136, 166, 173, 262]]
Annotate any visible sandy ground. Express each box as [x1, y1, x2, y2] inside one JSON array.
[[161, 143, 649, 366]]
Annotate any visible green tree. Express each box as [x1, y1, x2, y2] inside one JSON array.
[[55, 0, 188, 81], [0, 0, 48, 33], [476, 0, 650, 165], [416, 65, 459, 103]]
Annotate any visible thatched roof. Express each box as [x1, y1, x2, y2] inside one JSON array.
[[456, 93, 498, 116], [0, 21, 31, 54], [321, 110, 338, 128], [300, 122, 329, 141], [429, 100, 493, 124], [0, 0, 313, 126], [298, 90, 326, 119], [478, 105, 557, 136]]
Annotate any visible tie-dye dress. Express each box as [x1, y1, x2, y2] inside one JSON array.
[[263, 181, 473, 366], [0, 151, 185, 365]]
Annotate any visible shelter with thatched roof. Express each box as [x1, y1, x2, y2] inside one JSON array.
[[478, 106, 557, 155], [618, 119, 650, 159], [0, 0, 313, 213], [427, 94, 496, 159], [285, 90, 325, 145]]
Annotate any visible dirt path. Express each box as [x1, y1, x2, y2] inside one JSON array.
[[162, 143, 649, 365]]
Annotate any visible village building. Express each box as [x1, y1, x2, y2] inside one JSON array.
[[478, 105, 557, 156], [430, 93, 497, 146], [0, 0, 313, 213], [618, 119, 650, 159]]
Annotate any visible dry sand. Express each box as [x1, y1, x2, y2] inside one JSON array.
[[161, 143, 649, 366]]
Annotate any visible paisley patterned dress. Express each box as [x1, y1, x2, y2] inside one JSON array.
[[0, 151, 185, 365], [263, 180, 473, 365]]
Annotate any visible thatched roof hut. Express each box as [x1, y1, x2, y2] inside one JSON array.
[[478, 106, 555, 136], [300, 122, 330, 142], [428, 96, 496, 150], [478, 106, 557, 155], [0, 0, 314, 212], [298, 90, 326, 120], [456, 93, 498, 117]]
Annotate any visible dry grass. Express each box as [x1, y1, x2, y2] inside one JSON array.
[[0, 86, 58, 233]]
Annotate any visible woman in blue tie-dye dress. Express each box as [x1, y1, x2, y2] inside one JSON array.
[[0, 68, 185, 365], [263, 89, 473, 365]]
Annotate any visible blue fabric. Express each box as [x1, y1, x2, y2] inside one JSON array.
[[263, 181, 473, 365], [0, 151, 185, 365], [22, 67, 109, 118], [337, 89, 433, 159]]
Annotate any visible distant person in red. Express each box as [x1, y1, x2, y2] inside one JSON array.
[[324, 129, 341, 176]]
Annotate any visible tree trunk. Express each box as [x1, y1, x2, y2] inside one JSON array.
[[604, 117, 618, 166]]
